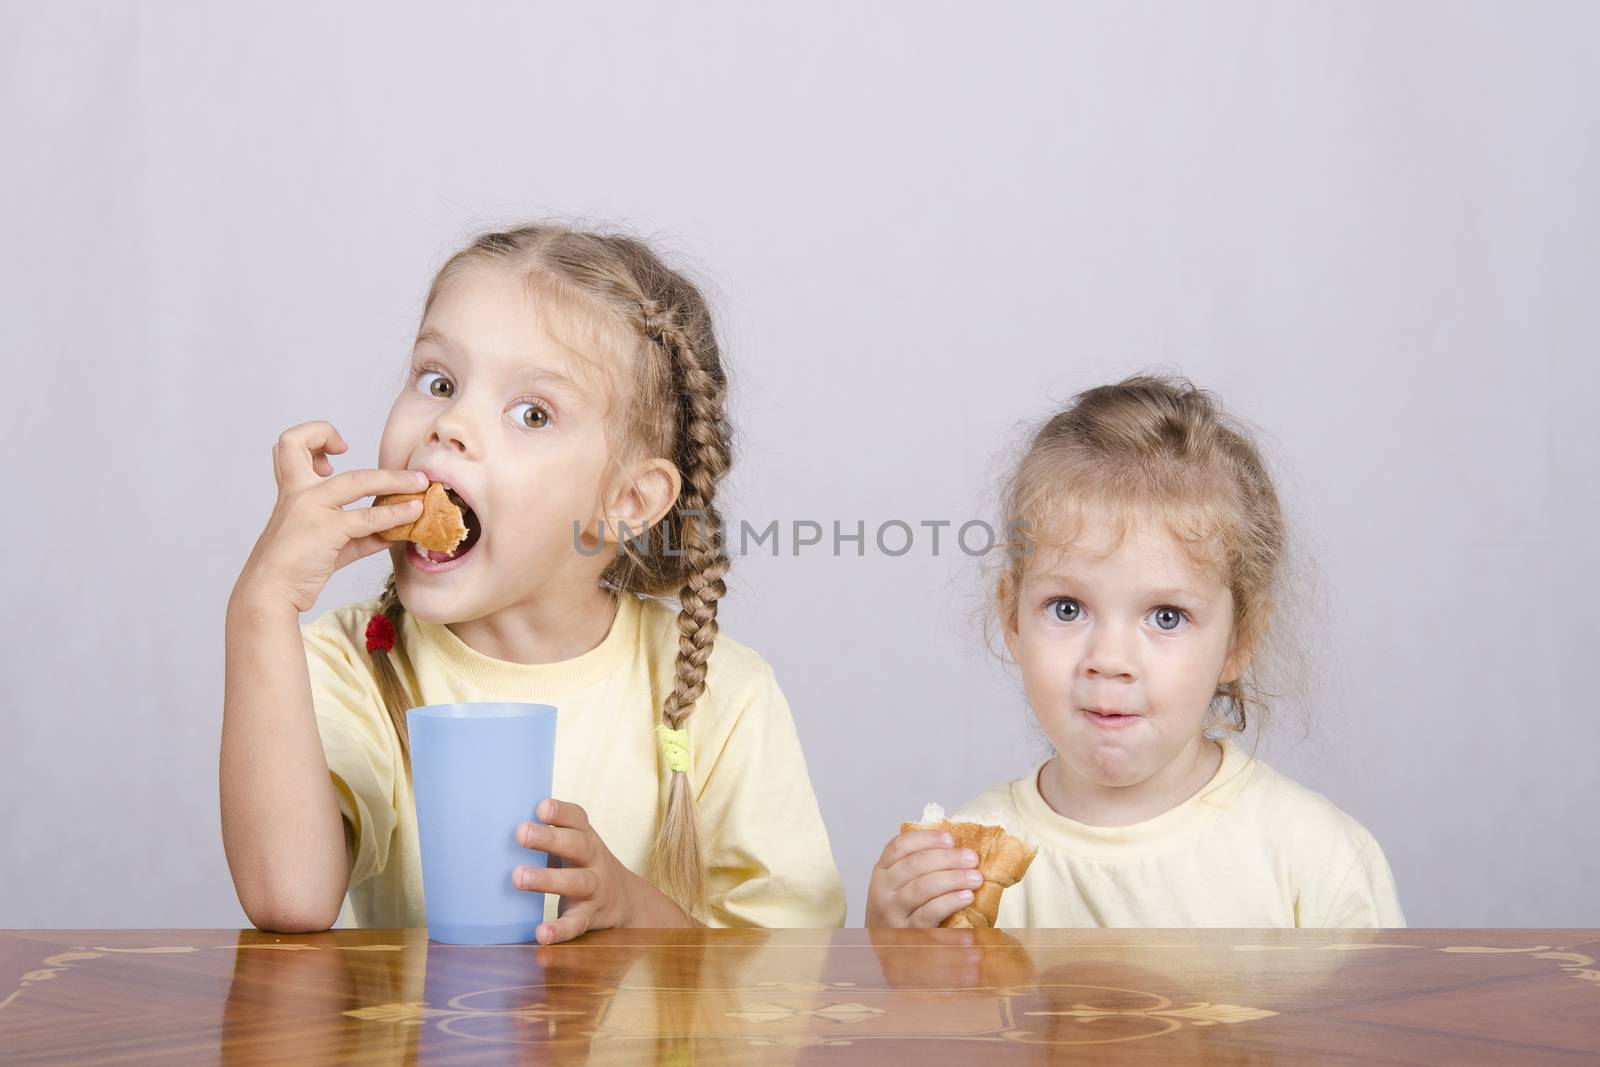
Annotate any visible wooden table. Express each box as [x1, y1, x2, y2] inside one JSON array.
[[3, 928, 1596, 1064]]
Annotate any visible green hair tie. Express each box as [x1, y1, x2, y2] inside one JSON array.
[[655, 723, 690, 775]]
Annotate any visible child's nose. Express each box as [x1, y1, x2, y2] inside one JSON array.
[[427, 407, 475, 453], [1081, 624, 1137, 679]]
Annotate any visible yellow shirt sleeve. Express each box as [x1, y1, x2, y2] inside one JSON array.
[[1306, 830, 1408, 928], [693, 663, 847, 929], [301, 608, 399, 890]]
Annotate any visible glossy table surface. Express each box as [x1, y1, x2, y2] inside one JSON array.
[[3, 928, 1597, 1064]]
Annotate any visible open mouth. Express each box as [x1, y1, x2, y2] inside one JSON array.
[[415, 488, 482, 565]]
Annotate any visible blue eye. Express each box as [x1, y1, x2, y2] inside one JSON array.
[[416, 369, 452, 398], [1048, 598, 1082, 623], [1149, 606, 1188, 632]]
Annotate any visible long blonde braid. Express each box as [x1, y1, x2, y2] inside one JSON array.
[[640, 297, 730, 917], [368, 572, 413, 762]]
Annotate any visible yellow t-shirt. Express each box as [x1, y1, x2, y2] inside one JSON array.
[[300, 590, 846, 930], [953, 736, 1406, 928]]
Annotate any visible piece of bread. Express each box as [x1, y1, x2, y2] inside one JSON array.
[[900, 803, 1037, 929], [374, 482, 468, 553]]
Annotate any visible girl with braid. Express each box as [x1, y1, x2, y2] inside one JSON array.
[[222, 223, 845, 942]]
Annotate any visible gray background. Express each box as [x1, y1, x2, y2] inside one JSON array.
[[3, 1, 1596, 928]]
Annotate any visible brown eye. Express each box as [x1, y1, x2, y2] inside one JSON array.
[[417, 371, 452, 398], [515, 402, 550, 429]]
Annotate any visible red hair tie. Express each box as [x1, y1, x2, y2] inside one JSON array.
[[365, 614, 396, 653]]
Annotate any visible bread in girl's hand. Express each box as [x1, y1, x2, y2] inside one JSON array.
[[374, 482, 468, 553], [900, 803, 1037, 929]]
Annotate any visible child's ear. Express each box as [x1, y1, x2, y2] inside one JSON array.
[[998, 575, 1022, 661], [602, 457, 682, 540], [1220, 605, 1268, 685], [1219, 634, 1254, 686]]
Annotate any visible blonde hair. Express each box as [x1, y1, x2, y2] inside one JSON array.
[[368, 223, 732, 918], [993, 374, 1288, 736]]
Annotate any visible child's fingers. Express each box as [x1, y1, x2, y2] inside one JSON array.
[[513, 864, 599, 899], [900, 868, 985, 917], [321, 467, 430, 509], [876, 829, 955, 870], [536, 902, 595, 945], [311, 441, 345, 478], [884, 847, 980, 892], [273, 421, 346, 493], [333, 533, 400, 572], [908, 888, 977, 929], [537, 798, 594, 834], [517, 820, 595, 866], [517, 825, 593, 867], [342, 499, 423, 540]]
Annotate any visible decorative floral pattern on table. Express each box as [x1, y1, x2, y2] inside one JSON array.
[[1, 934, 1595, 1058]]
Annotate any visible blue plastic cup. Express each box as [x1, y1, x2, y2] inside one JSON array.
[[406, 702, 558, 944]]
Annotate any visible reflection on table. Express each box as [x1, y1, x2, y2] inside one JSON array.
[[2, 927, 1596, 1064]]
